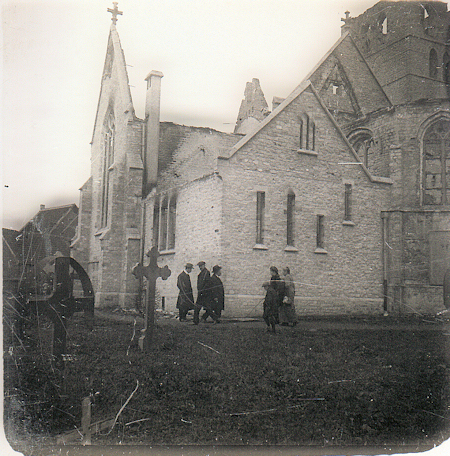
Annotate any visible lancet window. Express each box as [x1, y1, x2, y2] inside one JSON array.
[[100, 113, 115, 228]]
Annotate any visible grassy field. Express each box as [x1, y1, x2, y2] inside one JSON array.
[[3, 309, 450, 452]]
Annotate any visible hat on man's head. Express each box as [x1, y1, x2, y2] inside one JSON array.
[[185, 263, 193, 269], [270, 266, 278, 273], [212, 265, 221, 274], [197, 261, 205, 266]]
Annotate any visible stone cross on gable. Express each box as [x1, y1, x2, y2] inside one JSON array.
[[132, 246, 171, 351], [107, 2, 123, 25]]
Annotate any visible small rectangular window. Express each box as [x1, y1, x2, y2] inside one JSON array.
[[344, 184, 352, 221], [316, 215, 325, 249], [287, 193, 295, 246], [256, 191, 265, 244]]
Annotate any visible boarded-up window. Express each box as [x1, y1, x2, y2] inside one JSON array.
[[256, 191, 265, 244], [423, 119, 450, 205], [429, 231, 450, 285]]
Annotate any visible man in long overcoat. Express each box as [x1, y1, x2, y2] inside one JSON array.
[[194, 261, 218, 324], [205, 265, 224, 321], [176, 263, 194, 321]]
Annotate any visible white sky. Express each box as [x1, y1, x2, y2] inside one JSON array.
[[2, 0, 377, 230]]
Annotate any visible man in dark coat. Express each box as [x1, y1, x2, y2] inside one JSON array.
[[204, 265, 224, 322], [193, 261, 218, 325], [176, 263, 194, 321]]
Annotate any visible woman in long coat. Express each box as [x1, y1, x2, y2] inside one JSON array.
[[269, 266, 285, 324], [279, 267, 297, 326]]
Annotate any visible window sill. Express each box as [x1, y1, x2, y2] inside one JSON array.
[[314, 247, 328, 255], [297, 149, 318, 157], [253, 244, 268, 250], [284, 245, 298, 252], [159, 249, 176, 256], [342, 220, 355, 226]]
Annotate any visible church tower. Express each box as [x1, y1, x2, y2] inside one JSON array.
[[343, 1, 450, 103]]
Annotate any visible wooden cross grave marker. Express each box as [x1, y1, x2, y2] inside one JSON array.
[[132, 246, 171, 352]]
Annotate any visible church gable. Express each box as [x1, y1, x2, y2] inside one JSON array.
[[224, 81, 390, 187], [308, 33, 391, 120]]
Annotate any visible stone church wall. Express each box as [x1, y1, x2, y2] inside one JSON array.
[[216, 89, 391, 317], [144, 174, 224, 312]]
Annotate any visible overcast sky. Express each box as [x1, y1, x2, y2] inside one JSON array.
[[2, 0, 377, 231]]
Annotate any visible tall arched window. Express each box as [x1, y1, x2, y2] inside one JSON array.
[[299, 112, 315, 151], [286, 191, 295, 247], [168, 195, 177, 250], [101, 113, 115, 227], [348, 129, 374, 168], [429, 49, 438, 79], [152, 193, 177, 251], [423, 119, 450, 205]]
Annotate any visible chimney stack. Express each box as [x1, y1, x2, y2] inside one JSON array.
[[144, 70, 163, 195], [40, 204, 45, 211]]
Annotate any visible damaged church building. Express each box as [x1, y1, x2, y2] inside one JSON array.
[[71, 1, 450, 317]]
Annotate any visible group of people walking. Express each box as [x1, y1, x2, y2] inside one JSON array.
[[262, 266, 297, 333], [176, 261, 224, 325], [176, 262, 296, 331]]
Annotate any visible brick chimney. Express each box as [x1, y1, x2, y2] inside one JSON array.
[[40, 204, 45, 211], [144, 70, 163, 194]]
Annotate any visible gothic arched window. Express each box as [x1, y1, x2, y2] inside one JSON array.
[[152, 193, 177, 251], [299, 113, 315, 151], [348, 129, 373, 168], [429, 49, 438, 79], [101, 113, 115, 227], [423, 119, 450, 205]]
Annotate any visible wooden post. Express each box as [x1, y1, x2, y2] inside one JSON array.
[[132, 247, 171, 352], [81, 396, 92, 445]]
